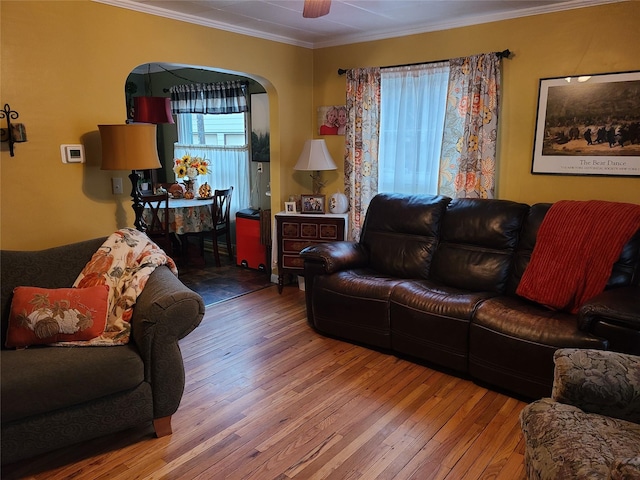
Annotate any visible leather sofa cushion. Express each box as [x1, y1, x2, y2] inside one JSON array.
[[507, 203, 550, 294], [1, 344, 145, 423], [311, 269, 404, 349], [391, 280, 496, 320], [608, 228, 640, 288], [470, 296, 607, 398], [473, 296, 607, 348], [431, 198, 529, 293], [390, 280, 497, 372], [360, 193, 450, 280]]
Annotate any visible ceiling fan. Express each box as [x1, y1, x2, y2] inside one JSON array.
[[303, 0, 331, 18]]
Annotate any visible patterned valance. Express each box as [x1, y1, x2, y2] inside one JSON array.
[[170, 81, 248, 114]]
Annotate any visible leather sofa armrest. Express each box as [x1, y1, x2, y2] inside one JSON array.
[[578, 286, 640, 331], [300, 241, 369, 275], [552, 348, 640, 424], [130, 266, 205, 419]]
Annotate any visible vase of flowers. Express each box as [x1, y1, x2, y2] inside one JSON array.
[[173, 154, 209, 199]]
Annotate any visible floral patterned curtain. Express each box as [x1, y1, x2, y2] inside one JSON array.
[[170, 81, 248, 114], [344, 68, 381, 241], [438, 53, 501, 198]]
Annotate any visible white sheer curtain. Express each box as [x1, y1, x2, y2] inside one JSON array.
[[379, 62, 450, 195], [173, 144, 250, 221]]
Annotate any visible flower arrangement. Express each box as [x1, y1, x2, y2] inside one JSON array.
[[173, 154, 209, 180]]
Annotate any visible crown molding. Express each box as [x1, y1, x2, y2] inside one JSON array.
[[95, 0, 627, 50]]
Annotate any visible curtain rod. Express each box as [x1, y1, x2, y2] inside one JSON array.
[[337, 49, 511, 76]]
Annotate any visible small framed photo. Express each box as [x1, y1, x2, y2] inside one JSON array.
[[284, 201, 297, 213], [301, 194, 326, 214]]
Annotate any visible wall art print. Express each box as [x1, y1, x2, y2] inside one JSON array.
[[532, 70, 640, 176], [251, 93, 270, 162]]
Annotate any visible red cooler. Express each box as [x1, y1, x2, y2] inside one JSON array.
[[236, 208, 268, 271]]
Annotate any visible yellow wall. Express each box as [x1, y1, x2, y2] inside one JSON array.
[[314, 1, 640, 205], [2, 1, 640, 251], [0, 0, 313, 250]]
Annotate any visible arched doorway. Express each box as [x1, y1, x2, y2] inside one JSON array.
[[126, 63, 271, 213]]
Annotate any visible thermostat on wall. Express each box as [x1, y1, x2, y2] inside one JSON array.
[[61, 144, 85, 164]]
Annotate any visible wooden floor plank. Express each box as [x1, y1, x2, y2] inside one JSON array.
[[2, 287, 528, 480]]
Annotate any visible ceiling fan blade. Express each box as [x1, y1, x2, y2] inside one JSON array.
[[303, 0, 331, 18]]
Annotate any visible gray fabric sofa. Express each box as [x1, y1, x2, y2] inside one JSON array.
[[1, 237, 205, 465], [520, 348, 640, 479]]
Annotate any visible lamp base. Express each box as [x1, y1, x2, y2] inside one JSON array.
[[311, 170, 326, 195], [129, 170, 148, 232]]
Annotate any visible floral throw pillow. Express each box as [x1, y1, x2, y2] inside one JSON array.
[[5, 285, 109, 348]]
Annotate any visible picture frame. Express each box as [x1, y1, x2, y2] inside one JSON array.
[[301, 194, 326, 214], [284, 201, 297, 213], [318, 105, 347, 136], [532, 70, 640, 177], [251, 93, 270, 162]]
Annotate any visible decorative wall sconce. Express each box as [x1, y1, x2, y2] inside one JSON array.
[[0, 104, 27, 157]]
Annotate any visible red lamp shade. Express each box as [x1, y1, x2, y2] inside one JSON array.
[[133, 96, 174, 124]]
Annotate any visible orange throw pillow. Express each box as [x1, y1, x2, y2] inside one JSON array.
[[5, 285, 109, 348]]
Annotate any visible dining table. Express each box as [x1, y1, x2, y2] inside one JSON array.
[[143, 196, 216, 266], [144, 196, 215, 235]]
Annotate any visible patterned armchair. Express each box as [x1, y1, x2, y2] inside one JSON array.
[[520, 349, 640, 479]]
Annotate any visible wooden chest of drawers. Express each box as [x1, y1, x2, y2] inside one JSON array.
[[275, 213, 346, 292]]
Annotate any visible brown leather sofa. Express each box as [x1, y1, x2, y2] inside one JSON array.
[[300, 193, 640, 400]]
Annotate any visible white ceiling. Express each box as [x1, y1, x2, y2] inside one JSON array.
[[98, 0, 624, 49]]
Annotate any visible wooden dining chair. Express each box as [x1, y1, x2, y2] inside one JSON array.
[[211, 187, 234, 267], [141, 193, 171, 253]]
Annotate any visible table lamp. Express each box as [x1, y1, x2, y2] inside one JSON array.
[[293, 139, 337, 194], [132, 97, 174, 124], [99, 124, 161, 232]]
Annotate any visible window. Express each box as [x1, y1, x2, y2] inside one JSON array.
[[174, 112, 251, 222], [177, 112, 247, 146], [378, 62, 450, 195]]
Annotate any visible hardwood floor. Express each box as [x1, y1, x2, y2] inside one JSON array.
[[2, 287, 528, 479], [173, 247, 274, 306]]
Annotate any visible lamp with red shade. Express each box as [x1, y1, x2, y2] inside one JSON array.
[[132, 96, 174, 124]]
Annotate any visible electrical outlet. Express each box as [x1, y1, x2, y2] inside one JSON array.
[[112, 177, 123, 195], [257, 162, 263, 173]]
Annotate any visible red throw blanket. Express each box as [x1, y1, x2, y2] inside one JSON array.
[[516, 200, 640, 314]]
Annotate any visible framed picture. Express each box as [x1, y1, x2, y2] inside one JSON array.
[[301, 194, 326, 214], [251, 93, 270, 162], [284, 201, 297, 213], [318, 105, 347, 136], [532, 70, 640, 176]]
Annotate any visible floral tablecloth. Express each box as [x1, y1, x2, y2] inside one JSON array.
[[143, 197, 214, 235]]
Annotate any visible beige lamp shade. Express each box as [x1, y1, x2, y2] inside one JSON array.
[[294, 139, 337, 171], [99, 124, 161, 171], [294, 139, 337, 194]]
